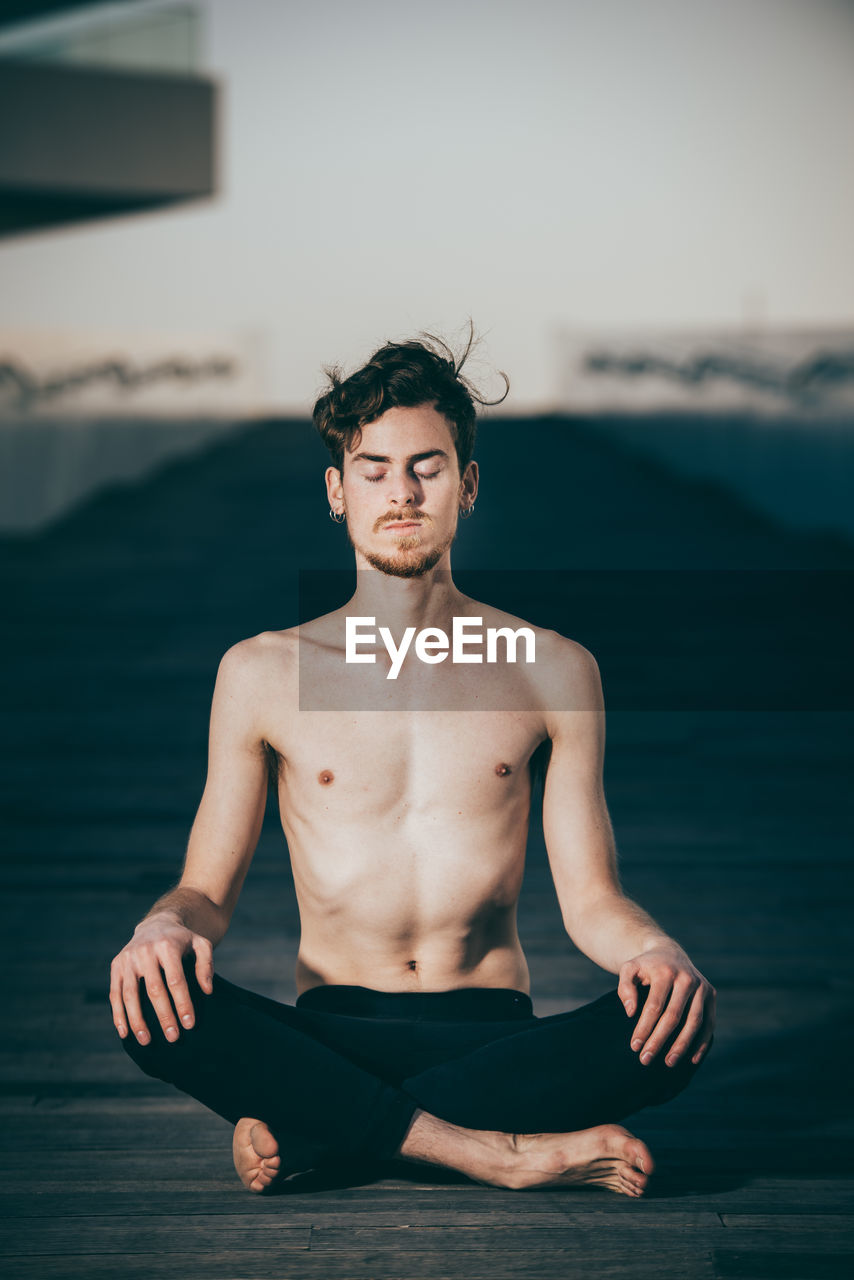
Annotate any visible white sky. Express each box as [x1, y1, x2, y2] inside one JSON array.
[[1, 0, 852, 410]]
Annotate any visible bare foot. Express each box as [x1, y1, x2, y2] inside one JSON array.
[[501, 1123, 654, 1196], [232, 1118, 283, 1193], [398, 1110, 654, 1197]]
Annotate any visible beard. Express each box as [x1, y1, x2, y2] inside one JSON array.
[[347, 520, 457, 578]]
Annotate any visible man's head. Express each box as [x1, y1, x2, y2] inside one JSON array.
[[314, 329, 508, 578]]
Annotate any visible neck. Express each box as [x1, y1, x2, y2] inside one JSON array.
[[346, 563, 468, 634]]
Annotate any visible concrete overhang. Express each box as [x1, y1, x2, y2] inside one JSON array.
[[0, 57, 217, 236]]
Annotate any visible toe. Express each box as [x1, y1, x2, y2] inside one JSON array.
[[250, 1122, 279, 1159], [618, 1171, 643, 1197], [614, 1131, 653, 1174], [616, 1159, 646, 1194], [631, 1143, 654, 1175]]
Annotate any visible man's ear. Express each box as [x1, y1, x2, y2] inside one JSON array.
[[460, 460, 479, 504], [325, 465, 344, 506]]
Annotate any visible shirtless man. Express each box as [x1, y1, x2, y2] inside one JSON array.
[[110, 333, 715, 1197]]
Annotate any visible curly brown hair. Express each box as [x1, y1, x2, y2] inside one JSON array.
[[312, 323, 509, 475]]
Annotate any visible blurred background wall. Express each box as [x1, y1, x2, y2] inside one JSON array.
[[0, 0, 852, 534], [2, 0, 854, 403]]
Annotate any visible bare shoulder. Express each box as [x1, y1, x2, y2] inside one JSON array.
[[217, 628, 299, 693], [528, 629, 602, 721], [472, 599, 601, 707], [533, 628, 601, 690]]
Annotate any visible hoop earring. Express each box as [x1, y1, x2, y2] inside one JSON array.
[[459, 502, 475, 519], [329, 507, 345, 524]]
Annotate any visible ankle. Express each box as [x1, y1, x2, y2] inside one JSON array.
[[397, 1108, 458, 1164], [398, 1109, 520, 1188]]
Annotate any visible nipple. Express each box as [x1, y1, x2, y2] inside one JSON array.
[[495, 762, 512, 777], [318, 770, 334, 785]]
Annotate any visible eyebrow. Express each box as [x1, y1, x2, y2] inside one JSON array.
[[350, 449, 450, 464]]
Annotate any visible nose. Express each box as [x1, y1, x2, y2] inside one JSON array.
[[387, 468, 419, 507]]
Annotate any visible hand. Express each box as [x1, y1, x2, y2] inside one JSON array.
[[109, 915, 214, 1046], [618, 945, 715, 1068]]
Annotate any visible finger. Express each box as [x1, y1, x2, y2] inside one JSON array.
[[121, 972, 151, 1046], [141, 961, 182, 1042], [691, 991, 717, 1064], [192, 936, 215, 994], [663, 985, 707, 1066], [617, 963, 639, 1016], [630, 975, 674, 1054], [638, 979, 695, 1064], [162, 951, 197, 1031], [693, 1031, 715, 1065], [109, 966, 128, 1038]]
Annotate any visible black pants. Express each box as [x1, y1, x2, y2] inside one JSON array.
[[122, 958, 704, 1170]]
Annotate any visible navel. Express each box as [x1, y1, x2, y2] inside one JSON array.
[[407, 960, 417, 971], [318, 770, 334, 786], [495, 762, 512, 777]]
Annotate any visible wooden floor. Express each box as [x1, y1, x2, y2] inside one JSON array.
[[1, 415, 852, 1279]]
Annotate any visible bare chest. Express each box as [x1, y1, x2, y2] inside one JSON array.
[[271, 709, 545, 822]]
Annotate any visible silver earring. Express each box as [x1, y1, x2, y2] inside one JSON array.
[[460, 502, 475, 519], [329, 507, 345, 524]]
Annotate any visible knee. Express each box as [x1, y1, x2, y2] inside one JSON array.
[[601, 985, 651, 1038], [605, 986, 711, 1100], [649, 1033, 713, 1106], [178, 950, 206, 992], [118, 957, 210, 1080], [119, 1008, 174, 1081]]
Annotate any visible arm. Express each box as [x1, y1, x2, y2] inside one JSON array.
[[541, 638, 715, 1068], [109, 639, 270, 1045]]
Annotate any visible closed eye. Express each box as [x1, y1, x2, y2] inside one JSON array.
[[363, 470, 442, 483]]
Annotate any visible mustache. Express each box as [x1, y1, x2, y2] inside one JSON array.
[[375, 512, 430, 531]]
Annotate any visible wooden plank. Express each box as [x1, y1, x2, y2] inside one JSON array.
[[0, 1218, 725, 1259], [713, 1246, 854, 1280], [3, 1180, 851, 1218], [306, 1222, 724, 1250], [0, 1200, 724, 1227], [0, 1243, 718, 1280], [721, 1213, 854, 1234], [0, 1151, 236, 1183], [0, 1216, 311, 1256]]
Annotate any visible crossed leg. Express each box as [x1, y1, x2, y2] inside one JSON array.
[[385, 989, 701, 1196], [122, 961, 421, 1177], [122, 962, 704, 1195], [402, 988, 700, 1134]]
